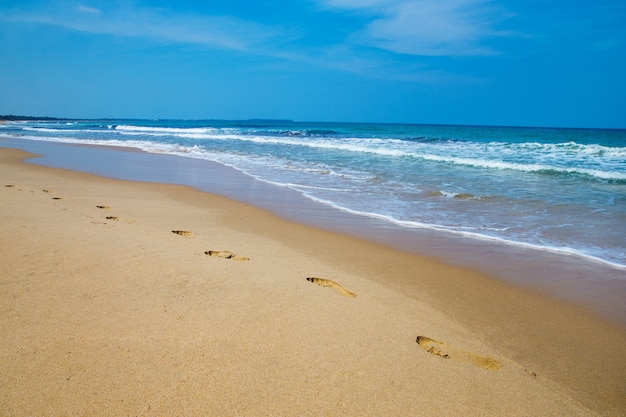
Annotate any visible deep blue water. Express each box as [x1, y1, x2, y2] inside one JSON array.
[[2, 119, 625, 268]]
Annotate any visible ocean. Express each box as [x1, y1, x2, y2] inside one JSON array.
[[2, 119, 625, 269]]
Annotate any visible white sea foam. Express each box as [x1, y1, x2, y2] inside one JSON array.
[[105, 124, 626, 181], [23, 127, 89, 134], [6, 120, 625, 269], [297, 193, 626, 270], [115, 125, 220, 135], [13, 127, 626, 181], [286, 183, 350, 192]]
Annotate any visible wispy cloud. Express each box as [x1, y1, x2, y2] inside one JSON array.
[[0, 0, 503, 83], [76, 5, 101, 14], [315, 0, 512, 56], [2, 1, 284, 52]]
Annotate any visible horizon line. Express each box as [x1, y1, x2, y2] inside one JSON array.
[[1, 114, 625, 131]]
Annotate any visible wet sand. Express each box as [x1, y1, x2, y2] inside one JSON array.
[[4, 137, 626, 327], [1, 146, 625, 416]]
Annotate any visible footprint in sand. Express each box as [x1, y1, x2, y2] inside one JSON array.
[[205, 250, 249, 261], [306, 277, 357, 298], [416, 336, 501, 370], [96, 205, 111, 210], [104, 216, 134, 224], [172, 230, 194, 237]]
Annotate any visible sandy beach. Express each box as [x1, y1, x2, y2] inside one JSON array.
[[1, 147, 625, 416]]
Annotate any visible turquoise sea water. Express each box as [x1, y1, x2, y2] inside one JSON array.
[[2, 119, 625, 268]]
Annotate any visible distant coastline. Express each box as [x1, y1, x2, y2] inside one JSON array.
[[0, 115, 294, 123], [0, 115, 62, 122]]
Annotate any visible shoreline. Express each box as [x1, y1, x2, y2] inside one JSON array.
[[1, 136, 623, 269], [2, 137, 626, 328], [1, 146, 625, 415]]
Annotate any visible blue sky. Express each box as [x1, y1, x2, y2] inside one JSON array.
[[1, 0, 624, 128]]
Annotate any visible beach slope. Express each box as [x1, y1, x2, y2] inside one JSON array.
[[1, 148, 625, 416]]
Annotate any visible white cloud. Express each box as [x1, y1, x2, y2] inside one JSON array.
[[3, 2, 284, 52], [0, 0, 504, 82], [77, 5, 101, 14], [315, 0, 509, 56]]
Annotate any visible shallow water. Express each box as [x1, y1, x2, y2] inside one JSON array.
[[2, 119, 625, 268]]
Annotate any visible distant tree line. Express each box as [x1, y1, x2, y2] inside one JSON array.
[[0, 115, 61, 121]]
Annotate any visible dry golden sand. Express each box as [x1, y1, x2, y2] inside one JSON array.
[[1, 147, 625, 416]]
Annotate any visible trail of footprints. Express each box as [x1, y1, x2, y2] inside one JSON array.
[[4, 184, 505, 372], [170, 231, 249, 260], [96, 204, 134, 223], [304, 274, 501, 370]]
